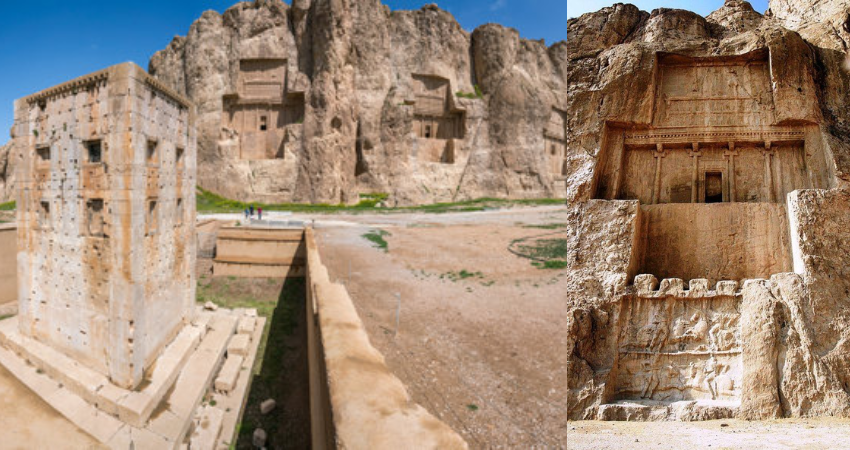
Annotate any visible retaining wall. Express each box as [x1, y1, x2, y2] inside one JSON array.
[[0, 225, 16, 305], [304, 227, 468, 449], [213, 227, 305, 277]]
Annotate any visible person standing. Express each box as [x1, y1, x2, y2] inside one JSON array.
[[244, 207, 249, 220], [249, 205, 254, 217], [258, 207, 263, 221]]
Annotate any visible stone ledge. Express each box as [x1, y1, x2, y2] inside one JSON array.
[[0, 315, 203, 427], [0, 311, 248, 448], [632, 274, 746, 298], [597, 399, 739, 421]]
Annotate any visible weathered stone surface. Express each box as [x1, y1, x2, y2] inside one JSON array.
[[0, 142, 15, 202], [148, 0, 568, 205], [252, 427, 267, 448], [260, 398, 276, 415], [565, 0, 850, 422], [12, 62, 197, 390]]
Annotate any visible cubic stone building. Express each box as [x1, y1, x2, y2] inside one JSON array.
[[12, 63, 196, 389]]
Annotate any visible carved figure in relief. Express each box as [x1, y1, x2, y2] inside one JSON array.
[[637, 319, 669, 352], [704, 356, 718, 400], [641, 360, 660, 399], [709, 314, 739, 352]]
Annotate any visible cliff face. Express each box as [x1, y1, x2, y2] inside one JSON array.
[[564, 0, 850, 421], [0, 142, 14, 202], [149, 0, 569, 205]]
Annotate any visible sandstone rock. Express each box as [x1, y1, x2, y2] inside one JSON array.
[[565, 0, 850, 422], [260, 398, 276, 415], [252, 427, 267, 448], [0, 141, 16, 203], [149, 0, 568, 206], [204, 301, 218, 311], [226, 334, 250, 357]]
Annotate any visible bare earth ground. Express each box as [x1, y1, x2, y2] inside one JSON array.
[[308, 206, 850, 449], [316, 207, 575, 448], [568, 418, 850, 449], [0, 363, 102, 449]]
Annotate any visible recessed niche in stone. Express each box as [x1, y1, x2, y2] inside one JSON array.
[[36, 145, 51, 162], [411, 74, 465, 164], [86, 199, 107, 238], [222, 58, 304, 161], [86, 140, 102, 164]]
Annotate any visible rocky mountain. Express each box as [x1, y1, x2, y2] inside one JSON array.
[[148, 0, 569, 205], [0, 142, 14, 203], [565, 0, 850, 421]]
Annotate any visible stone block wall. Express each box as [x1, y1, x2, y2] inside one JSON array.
[[12, 63, 197, 389], [304, 227, 468, 449], [0, 225, 16, 305]]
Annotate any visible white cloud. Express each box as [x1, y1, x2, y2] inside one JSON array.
[[490, 0, 507, 11]]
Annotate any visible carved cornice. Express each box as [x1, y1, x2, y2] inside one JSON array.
[[624, 128, 806, 146], [24, 70, 109, 105]]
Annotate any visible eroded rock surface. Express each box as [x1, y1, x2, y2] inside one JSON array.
[[0, 142, 14, 202], [148, 0, 568, 205], [565, 0, 850, 421]]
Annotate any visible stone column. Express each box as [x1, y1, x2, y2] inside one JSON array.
[[652, 143, 666, 204], [762, 141, 775, 202], [724, 142, 738, 203], [688, 142, 701, 203]]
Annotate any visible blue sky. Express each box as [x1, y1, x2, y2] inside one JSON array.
[[0, 1, 765, 143]]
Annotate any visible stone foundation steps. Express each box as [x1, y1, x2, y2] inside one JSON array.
[[0, 309, 265, 449], [596, 399, 739, 421]]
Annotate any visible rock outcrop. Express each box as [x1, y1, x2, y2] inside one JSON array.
[[149, 0, 568, 205], [0, 142, 14, 202], [565, 0, 850, 421]]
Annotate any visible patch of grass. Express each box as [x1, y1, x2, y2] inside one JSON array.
[[0, 201, 15, 211], [480, 280, 495, 287], [515, 238, 570, 260], [523, 223, 567, 230], [362, 229, 390, 252], [355, 192, 389, 208], [456, 85, 484, 99], [0, 314, 13, 321], [443, 270, 484, 282], [466, 403, 479, 411], [532, 260, 569, 270], [511, 236, 571, 270], [196, 185, 564, 215]]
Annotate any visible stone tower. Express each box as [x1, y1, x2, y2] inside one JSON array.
[[12, 62, 196, 389]]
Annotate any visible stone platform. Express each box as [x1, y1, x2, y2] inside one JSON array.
[[0, 309, 264, 449], [597, 399, 739, 421]]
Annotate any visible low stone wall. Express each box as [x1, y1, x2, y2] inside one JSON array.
[[0, 225, 16, 305], [304, 228, 468, 449], [213, 227, 305, 278]]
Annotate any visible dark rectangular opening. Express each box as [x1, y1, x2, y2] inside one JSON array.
[[147, 140, 158, 163], [176, 147, 185, 165], [36, 146, 51, 162], [705, 172, 723, 203], [260, 116, 268, 131], [39, 201, 50, 228], [176, 198, 184, 226], [147, 200, 158, 235], [85, 140, 102, 164]]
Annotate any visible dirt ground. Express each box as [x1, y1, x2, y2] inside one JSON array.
[[197, 265, 311, 450], [568, 418, 850, 449], [0, 364, 102, 449], [310, 206, 850, 449], [316, 207, 574, 448]]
